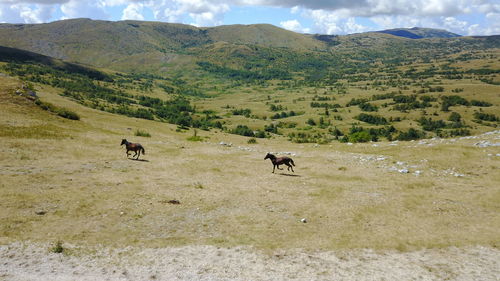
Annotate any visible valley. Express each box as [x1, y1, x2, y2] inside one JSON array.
[[0, 19, 499, 280]]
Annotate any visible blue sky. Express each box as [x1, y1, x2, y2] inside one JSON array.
[[0, 0, 499, 36]]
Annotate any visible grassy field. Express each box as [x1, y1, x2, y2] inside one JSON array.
[[1, 74, 499, 252]]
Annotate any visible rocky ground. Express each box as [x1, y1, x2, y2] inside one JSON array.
[[1, 242, 499, 281]]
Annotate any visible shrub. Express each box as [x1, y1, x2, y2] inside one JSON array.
[[348, 131, 372, 143], [441, 95, 469, 111], [470, 100, 492, 107], [231, 108, 252, 117], [396, 128, 425, 141], [35, 99, 80, 120], [448, 112, 461, 122], [187, 136, 203, 141], [307, 118, 316, 126], [474, 112, 499, 122], [57, 109, 80, 120], [358, 102, 378, 112], [231, 125, 254, 137], [50, 241, 64, 254], [418, 117, 447, 131], [247, 138, 257, 144], [355, 113, 388, 125], [135, 129, 151, 137]]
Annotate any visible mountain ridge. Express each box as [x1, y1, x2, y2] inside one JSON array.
[[0, 19, 497, 75], [375, 27, 461, 39]]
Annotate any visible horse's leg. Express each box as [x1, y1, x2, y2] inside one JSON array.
[[126, 149, 130, 157], [136, 149, 140, 159], [287, 163, 294, 172], [277, 165, 283, 170], [272, 165, 275, 173]]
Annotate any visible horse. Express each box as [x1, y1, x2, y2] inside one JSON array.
[[264, 152, 295, 173], [121, 139, 145, 159]]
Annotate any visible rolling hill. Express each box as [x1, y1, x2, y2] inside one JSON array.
[[375, 27, 461, 39], [0, 19, 499, 144], [0, 19, 493, 75]]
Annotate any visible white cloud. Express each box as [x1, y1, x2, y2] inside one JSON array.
[[146, 0, 229, 26], [122, 2, 144, 20], [18, 3, 55, 23], [0, 3, 54, 23], [61, 0, 108, 20], [280, 19, 310, 33], [0, 0, 68, 3], [303, 8, 370, 34], [0, 0, 498, 35]]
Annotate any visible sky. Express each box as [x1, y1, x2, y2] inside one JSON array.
[[0, 0, 499, 36]]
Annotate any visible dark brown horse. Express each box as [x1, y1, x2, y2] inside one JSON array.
[[264, 153, 295, 173], [121, 139, 145, 159]]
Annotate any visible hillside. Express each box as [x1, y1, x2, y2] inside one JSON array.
[[0, 19, 323, 72], [376, 27, 461, 39], [0, 70, 499, 280], [0, 20, 499, 144]]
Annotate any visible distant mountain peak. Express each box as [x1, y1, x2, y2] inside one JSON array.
[[375, 27, 461, 39]]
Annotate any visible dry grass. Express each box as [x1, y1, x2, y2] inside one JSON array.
[[0, 75, 499, 253]]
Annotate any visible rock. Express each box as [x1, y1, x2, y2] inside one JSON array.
[[474, 141, 500, 147], [35, 210, 47, 215], [167, 200, 180, 205], [398, 169, 409, 174], [300, 218, 307, 223], [414, 170, 422, 175]]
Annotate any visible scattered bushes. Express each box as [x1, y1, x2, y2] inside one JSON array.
[[231, 108, 252, 117]]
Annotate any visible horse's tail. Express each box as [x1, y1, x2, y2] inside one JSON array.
[[290, 159, 295, 166], [141, 146, 145, 155]]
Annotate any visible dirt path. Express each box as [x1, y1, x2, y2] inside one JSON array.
[[1, 242, 499, 281]]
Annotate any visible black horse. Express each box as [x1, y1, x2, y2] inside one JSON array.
[[121, 139, 145, 159], [264, 153, 295, 173]]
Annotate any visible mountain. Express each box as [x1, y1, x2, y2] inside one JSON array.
[[0, 19, 496, 76], [375, 27, 461, 39], [0, 18, 323, 73]]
